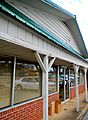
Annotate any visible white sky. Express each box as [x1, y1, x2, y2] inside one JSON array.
[[52, 0, 88, 51]]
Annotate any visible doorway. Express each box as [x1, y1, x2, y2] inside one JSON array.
[[59, 67, 70, 102]]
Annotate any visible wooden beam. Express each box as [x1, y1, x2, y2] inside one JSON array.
[[34, 52, 46, 72], [48, 57, 56, 71]]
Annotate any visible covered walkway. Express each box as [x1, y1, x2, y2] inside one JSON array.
[[48, 92, 88, 120]]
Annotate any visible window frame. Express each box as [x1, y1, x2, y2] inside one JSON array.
[[0, 57, 13, 109], [48, 65, 58, 94], [14, 60, 42, 105]]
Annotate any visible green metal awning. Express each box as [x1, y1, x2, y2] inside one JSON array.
[[0, 1, 87, 62]]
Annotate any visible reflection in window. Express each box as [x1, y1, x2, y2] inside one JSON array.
[[59, 67, 64, 101], [0, 60, 12, 108], [78, 70, 80, 85], [65, 68, 69, 99], [79, 70, 84, 84], [14, 62, 41, 104], [48, 66, 57, 94], [70, 69, 75, 87]]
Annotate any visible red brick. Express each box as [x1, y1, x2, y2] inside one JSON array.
[[0, 93, 59, 120], [70, 84, 85, 99]]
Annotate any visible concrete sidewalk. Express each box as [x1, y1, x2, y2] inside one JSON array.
[[49, 92, 88, 120]]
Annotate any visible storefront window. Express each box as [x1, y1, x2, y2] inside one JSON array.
[[14, 61, 41, 104], [0, 60, 12, 108], [48, 66, 57, 93], [78, 70, 80, 85], [79, 70, 84, 84], [59, 67, 64, 101], [70, 69, 75, 87]]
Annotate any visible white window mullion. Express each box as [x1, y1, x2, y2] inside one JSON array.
[[11, 57, 16, 106]]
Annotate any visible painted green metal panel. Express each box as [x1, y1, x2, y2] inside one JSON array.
[[0, 1, 87, 62]]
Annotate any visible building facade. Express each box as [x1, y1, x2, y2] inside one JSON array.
[[0, 0, 88, 120]]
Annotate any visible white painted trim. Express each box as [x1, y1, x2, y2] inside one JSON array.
[[83, 68, 88, 102], [64, 67, 66, 101], [0, 97, 43, 113], [43, 55, 48, 120], [70, 86, 76, 89], [34, 52, 46, 72], [11, 57, 16, 106], [61, 98, 70, 104], [69, 68, 70, 98], [78, 83, 85, 86], [73, 64, 79, 112], [48, 57, 56, 71], [48, 91, 59, 97], [0, 32, 88, 68], [70, 83, 85, 89], [57, 66, 59, 92]]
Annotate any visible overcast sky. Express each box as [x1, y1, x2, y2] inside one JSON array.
[[52, 0, 88, 51]]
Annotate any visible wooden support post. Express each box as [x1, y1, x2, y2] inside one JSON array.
[[73, 64, 79, 112], [43, 55, 48, 120], [83, 68, 88, 102], [35, 52, 55, 120]]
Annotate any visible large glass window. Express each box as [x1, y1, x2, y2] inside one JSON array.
[[14, 61, 41, 104], [78, 70, 80, 85], [0, 60, 12, 108], [48, 66, 57, 94], [79, 70, 84, 84], [59, 67, 64, 101], [70, 69, 75, 87]]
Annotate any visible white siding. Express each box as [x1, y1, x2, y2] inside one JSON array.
[[7, 1, 81, 54], [0, 13, 88, 68], [8, 21, 18, 37], [0, 16, 8, 33]]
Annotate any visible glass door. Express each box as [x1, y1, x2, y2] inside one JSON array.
[[65, 68, 69, 99], [59, 67, 64, 101], [59, 67, 70, 101]]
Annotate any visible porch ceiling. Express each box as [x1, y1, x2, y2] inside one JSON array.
[[0, 1, 88, 61], [55, 58, 72, 67], [0, 39, 73, 67], [0, 39, 37, 63]]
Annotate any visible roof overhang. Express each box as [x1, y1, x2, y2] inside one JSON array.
[[6, 0, 75, 20], [5, 0, 88, 58], [67, 18, 88, 58], [0, 0, 88, 59]]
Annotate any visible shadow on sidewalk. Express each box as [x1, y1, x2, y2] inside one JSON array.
[[49, 92, 87, 120]]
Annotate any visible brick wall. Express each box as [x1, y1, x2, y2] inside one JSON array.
[[0, 93, 59, 120], [48, 92, 59, 102], [78, 84, 85, 94], [70, 87, 76, 99], [70, 84, 85, 99], [0, 98, 43, 120]]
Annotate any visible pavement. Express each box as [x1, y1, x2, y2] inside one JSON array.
[[83, 112, 88, 120], [49, 92, 88, 120]]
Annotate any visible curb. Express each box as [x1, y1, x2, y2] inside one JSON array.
[[76, 104, 88, 120]]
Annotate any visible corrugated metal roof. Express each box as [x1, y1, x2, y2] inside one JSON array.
[[0, 1, 87, 62]]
